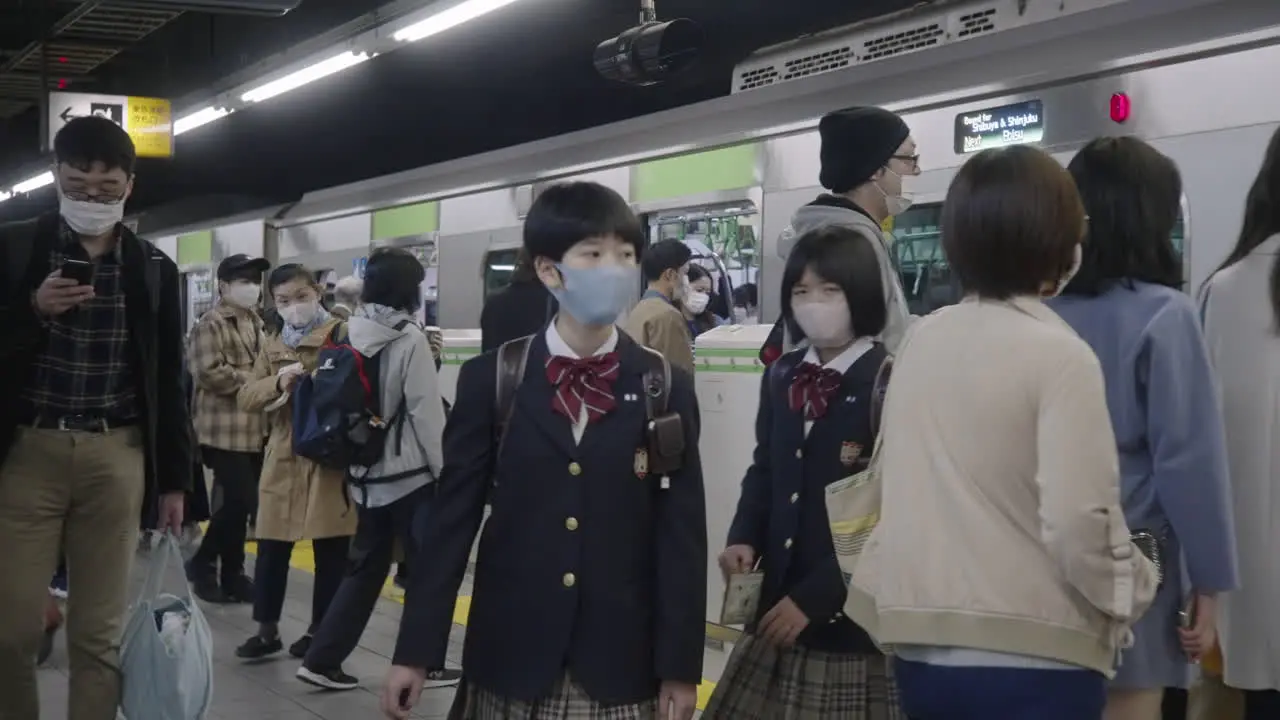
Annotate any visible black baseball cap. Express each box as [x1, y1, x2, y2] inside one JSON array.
[[216, 254, 270, 282]]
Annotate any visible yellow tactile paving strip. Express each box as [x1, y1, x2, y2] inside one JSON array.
[[225, 532, 719, 709]]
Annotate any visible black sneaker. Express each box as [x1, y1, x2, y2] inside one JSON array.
[[223, 575, 254, 604], [296, 665, 359, 691], [235, 634, 283, 660], [185, 561, 226, 604], [288, 634, 312, 659], [423, 668, 463, 688]]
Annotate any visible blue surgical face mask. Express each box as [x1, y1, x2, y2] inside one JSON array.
[[550, 263, 637, 326]]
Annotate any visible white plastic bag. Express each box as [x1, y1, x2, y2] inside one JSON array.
[[120, 533, 214, 720]]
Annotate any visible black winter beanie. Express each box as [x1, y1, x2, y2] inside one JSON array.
[[818, 106, 910, 194]]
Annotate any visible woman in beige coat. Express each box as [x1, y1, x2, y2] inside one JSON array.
[[235, 263, 356, 661]]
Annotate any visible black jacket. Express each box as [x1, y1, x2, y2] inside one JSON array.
[[728, 344, 888, 654], [480, 278, 557, 353], [0, 213, 194, 522], [394, 331, 707, 704]]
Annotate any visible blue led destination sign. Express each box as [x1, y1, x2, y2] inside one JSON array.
[[954, 99, 1045, 154]]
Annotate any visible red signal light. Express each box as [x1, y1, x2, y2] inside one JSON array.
[[1109, 92, 1131, 123]]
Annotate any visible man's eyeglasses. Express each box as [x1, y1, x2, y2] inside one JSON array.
[[61, 189, 125, 205], [890, 154, 921, 171]]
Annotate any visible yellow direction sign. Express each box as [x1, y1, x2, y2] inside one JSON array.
[[48, 92, 174, 159]]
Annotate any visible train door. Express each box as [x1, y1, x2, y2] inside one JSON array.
[[645, 201, 761, 324], [888, 192, 1190, 316], [181, 268, 215, 334]]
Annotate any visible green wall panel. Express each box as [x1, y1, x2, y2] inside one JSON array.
[[176, 230, 213, 266], [631, 144, 759, 204], [373, 201, 440, 241]]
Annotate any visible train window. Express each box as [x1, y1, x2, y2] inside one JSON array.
[[405, 243, 440, 327], [888, 204, 1191, 312], [648, 203, 759, 324], [887, 204, 958, 315], [483, 248, 520, 299], [183, 269, 214, 334]]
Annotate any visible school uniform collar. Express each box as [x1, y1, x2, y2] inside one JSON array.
[[802, 336, 875, 375], [545, 318, 619, 359]]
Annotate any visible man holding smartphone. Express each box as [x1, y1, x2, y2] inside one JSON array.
[[0, 115, 193, 720]]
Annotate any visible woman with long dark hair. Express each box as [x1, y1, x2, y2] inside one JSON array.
[[1200, 125, 1280, 719], [1047, 136, 1237, 720]]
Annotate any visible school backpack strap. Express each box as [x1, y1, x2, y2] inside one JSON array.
[[493, 334, 534, 460], [636, 345, 685, 477], [3, 217, 39, 296]]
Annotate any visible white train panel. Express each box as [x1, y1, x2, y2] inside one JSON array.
[[439, 189, 521, 235], [277, 213, 371, 260]]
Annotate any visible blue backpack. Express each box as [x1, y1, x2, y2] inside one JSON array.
[[292, 321, 410, 475]]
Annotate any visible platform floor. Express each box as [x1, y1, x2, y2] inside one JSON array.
[[35, 538, 729, 719]]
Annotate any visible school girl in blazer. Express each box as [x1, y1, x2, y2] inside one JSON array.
[[704, 226, 903, 720], [382, 181, 707, 720]]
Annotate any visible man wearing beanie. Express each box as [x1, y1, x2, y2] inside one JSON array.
[[760, 106, 919, 364]]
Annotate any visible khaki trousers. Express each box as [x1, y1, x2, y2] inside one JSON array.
[[1106, 688, 1165, 720], [0, 427, 145, 720]]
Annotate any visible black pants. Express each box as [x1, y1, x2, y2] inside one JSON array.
[[191, 448, 261, 586], [253, 535, 350, 632], [1246, 689, 1280, 718], [304, 486, 428, 669]]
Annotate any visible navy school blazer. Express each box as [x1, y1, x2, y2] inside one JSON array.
[[393, 329, 707, 704], [726, 343, 888, 654]]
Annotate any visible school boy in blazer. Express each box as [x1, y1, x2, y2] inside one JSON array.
[[382, 181, 707, 720]]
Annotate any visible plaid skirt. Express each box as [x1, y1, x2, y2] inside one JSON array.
[[449, 673, 659, 720], [702, 634, 904, 720]]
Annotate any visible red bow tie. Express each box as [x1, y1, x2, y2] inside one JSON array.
[[788, 362, 844, 420], [545, 353, 622, 424]]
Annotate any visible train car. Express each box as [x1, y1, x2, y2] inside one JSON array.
[[140, 0, 1280, 628]]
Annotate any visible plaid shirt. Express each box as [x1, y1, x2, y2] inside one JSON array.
[[21, 221, 137, 420], [187, 301, 267, 453]]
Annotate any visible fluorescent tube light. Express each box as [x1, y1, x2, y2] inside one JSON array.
[[0, 191, 11, 203], [241, 51, 370, 103], [174, 106, 233, 135], [394, 0, 526, 43], [13, 172, 54, 194]]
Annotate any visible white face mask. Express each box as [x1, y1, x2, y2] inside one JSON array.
[[685, 291, 710, 315], [281, 301, 319, 328], [223, 282, 261, 309], [876, 168, 914, 217], [1051, 243, 1084, 297], [793, 299, 854, 348], [59, 196, 124, 236]]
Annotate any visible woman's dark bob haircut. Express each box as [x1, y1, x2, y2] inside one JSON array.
[[942, 145, 1086, 300], [1062, 136, 1184, 296], [524, 181, 645, 262], [781, 226, 888, 342], [362, 247, 426, 311], [267, 263, 317, 293]]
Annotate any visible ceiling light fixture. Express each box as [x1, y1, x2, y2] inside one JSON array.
[[12, 172, 55, 194], [393, 0, 526, 43], [174, 106, 233, 135], [241, 51, 370, 103]]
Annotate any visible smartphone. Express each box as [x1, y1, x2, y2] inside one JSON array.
[[60, 258, 94, 286], [1179, 595, 1198, 630]]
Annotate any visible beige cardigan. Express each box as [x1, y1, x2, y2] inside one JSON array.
[[850, 296, 1159, 676]]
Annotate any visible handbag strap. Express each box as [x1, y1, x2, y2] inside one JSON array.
[[864, 322, 919, 469]]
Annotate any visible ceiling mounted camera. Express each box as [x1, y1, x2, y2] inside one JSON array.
[[102, 0, 301, 16], [593, 0, 702, 86]]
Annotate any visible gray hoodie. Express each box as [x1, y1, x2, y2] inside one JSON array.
[[345, 305, 446, 508], [778, 196, 915, 353]]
